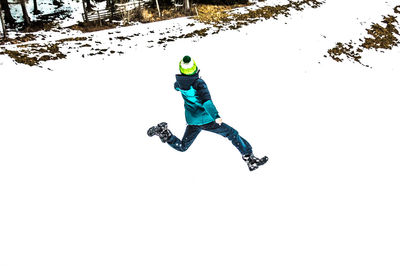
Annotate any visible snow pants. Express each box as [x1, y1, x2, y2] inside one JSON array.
[[167, 122, 253, 155]]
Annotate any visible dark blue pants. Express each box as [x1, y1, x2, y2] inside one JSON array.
[[167, 122, 253, 155]]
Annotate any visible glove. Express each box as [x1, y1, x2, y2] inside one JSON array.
[[215, 118, 223, 125]]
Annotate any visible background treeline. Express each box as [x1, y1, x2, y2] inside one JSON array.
[[0, 0, 248, 30]]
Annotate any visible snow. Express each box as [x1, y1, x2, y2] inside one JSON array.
[[1, 1, 400, 266]]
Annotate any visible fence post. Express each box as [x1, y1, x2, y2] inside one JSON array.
[[97, 10, 102, 26], [82, 0, 88, 22], [127, 6, 130, 23]]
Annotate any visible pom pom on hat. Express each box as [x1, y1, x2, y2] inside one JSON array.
[[179, 55, 198, 75], [183, 55, 191, 63]]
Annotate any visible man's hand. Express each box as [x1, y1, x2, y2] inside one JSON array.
[[215, 118, 223, 125]]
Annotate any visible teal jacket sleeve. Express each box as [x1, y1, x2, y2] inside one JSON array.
[[194, 79, 220, 120], [174, 82, 180, 91], [203, 100, 220, 120]]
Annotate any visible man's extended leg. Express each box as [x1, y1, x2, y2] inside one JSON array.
[[167, 125, 202, 152], [201, 122, 253, 155], [202, 122, 267, 171]]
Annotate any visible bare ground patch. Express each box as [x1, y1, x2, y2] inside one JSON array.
[[328, 5, 400, 66], [0, 37, 87, 66]]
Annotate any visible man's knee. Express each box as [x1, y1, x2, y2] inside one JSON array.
[[173, 142, 189, 152], [226, 127, 239, 141]]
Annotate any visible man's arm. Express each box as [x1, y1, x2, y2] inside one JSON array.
[[195, 79, 221, 123], [174, 82, 180, 91]]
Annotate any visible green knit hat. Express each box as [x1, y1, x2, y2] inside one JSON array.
[[179, 56, 198, 75]]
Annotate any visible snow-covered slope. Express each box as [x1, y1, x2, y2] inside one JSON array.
[[1, 1, 400, 266]]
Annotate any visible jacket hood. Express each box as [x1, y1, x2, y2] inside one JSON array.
[[175, 71, 200, 90]]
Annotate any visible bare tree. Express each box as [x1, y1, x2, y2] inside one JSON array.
[[0, 0, 7, 38], [33, 0, 40, 14], [19, 0, 31, 26], [183, 0, 190, 14], [109, 0, 115, 21], [85, 0, 94, 12], [0, 0, 15, 26]]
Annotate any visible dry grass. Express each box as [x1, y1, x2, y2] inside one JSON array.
[[194, 0, 324, 31], [0, 37, 88, 66], [362, 15, 399, 50], [0, 34, 38, 45], [196, 4, 248, 25], [327, 42, 362, 63], [0, 44, 66, 66], [69, 22, 119, 33], [328, 8, 400, 66]]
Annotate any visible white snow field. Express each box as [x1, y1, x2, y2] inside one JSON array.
[[1, 0, 400, 266]]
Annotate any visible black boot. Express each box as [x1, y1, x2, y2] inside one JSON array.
[[147, 122, 172, 143], [242, 153, 268, 171]]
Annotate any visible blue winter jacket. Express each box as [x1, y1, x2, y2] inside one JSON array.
[[174, 72, 220, 126]]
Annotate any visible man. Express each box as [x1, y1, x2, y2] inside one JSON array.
[[148, 56, 268, 171]]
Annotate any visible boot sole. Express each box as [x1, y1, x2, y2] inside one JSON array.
[[147, 126, 157, 137], [249, 156, 269, 171]]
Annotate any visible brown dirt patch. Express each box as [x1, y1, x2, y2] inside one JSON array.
[[328, 6, 400, 65]]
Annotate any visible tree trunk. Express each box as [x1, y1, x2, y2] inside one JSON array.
[[155, 0, 161, 17], [19, 0, 31, 26], [184, 0, 190, 14], [85, 0, 93, 11], [109, 0, 115, 22], [33, 0, 40, 14], [0, 0, 15, 26], [0, 1, 7, 38]]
